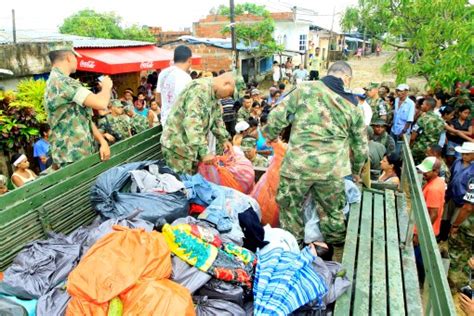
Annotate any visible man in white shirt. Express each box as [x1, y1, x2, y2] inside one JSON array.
[[156, 45, 193, 126], [353, 87, 373, 126]]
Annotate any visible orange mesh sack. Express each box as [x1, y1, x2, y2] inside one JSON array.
[[119, 279, 195, 316], [66, 226, 173, 316], [250, 141, 286, 227]]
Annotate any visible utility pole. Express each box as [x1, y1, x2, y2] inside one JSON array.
[[326, 6, 335, 69], [12, 10, 17, 44], [230, 0, 238, 70]]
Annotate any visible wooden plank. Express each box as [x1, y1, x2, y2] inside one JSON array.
[[401, 244, 423, 315], [371, 192, 387, 315], [396, 192, 409, 244], [0, 127, 161, 205], [333, 199, 362, 316], [385, 190, 406, 315], [352, 191, 373, 315]]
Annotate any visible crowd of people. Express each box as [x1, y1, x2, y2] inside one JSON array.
[[0, 42, 472, 313]]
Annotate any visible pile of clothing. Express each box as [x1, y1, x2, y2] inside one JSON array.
[[0, 160, 352, 316]]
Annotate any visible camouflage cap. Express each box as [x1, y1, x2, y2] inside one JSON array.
[[241, 136, 257, 151], [233, 72, 246, 100], [48, 41, 82, 57], [370, 119, 387, 126], [110, 99, 124, 108], [364, 82, 379, 90]]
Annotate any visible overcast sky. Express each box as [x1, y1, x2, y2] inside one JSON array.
[[1, 0, 357, 34]]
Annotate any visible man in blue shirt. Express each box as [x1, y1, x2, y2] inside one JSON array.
[[439, 142, 474, 241], [391, 83, 415, 154], [33, 124, 52, 171]]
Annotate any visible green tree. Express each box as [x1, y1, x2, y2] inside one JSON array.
[[341, 0, 474, 90], [212, 3, 283, 56], [59, 9, 155, 42]]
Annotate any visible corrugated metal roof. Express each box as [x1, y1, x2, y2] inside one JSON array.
[[0, 30, 153, 48], [178, 35, 257, 52]]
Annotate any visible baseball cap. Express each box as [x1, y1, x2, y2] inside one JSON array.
[[241, 137, 257, 151], [251, 88, 261, 96], [110, 99, 124, 108], [396, 83, 410, 91], [235, 121, 250, 134], [416, 157, 441, 173], [454, 142, 474, 154], [365, 82, 379, 90], [371, 119, 387, 126], [49, 42, 82, 58]]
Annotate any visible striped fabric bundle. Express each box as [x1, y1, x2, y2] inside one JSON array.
[[253, 246, 328, 316]]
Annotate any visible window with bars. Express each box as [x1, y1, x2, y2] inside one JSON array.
[[299, 34, 307, 51]]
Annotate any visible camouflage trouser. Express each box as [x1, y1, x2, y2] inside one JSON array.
[[448, 231, 474, 289], [276, 176, 347, 244], [162, 147, 197, 175]]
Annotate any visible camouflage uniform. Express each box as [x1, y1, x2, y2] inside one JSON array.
[[411, 111, 445, 164], [251, 154, 269, 168], [161, 78, 231, 174], [448, 177, 473, 289], [263, 80, 368, 244], [372, 131, 396, 155], [367, 97, 388, 123], [97, 114, 131, 141], [237, 106, 252, 123], [130, 113, 149, 135], [44, 67, 95, 167]]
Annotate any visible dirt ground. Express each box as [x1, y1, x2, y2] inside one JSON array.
[[259, 51, 428, 95], [345, 51, 427, 93]]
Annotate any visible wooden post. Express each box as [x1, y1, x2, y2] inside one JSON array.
[[12, 10, 16, 44]]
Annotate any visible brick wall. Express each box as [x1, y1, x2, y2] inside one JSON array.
[[161, 42, 233, 72], [193, 12, 293, 38], [148, 27, 192, 45]]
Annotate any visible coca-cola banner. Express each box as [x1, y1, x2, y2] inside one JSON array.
[[75, 46, 201, 75]]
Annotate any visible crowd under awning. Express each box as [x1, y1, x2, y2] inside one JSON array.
[[75, 45, 201, 74]]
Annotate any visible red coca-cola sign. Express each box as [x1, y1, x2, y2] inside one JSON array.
[[140, 61, 154, 69], [79, 60, 96, 69]]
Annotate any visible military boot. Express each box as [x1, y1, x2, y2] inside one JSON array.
[[332, 244, 345, 262]]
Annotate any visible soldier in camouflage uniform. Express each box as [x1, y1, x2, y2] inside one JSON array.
[[44, 47, 112, 167], [125, 105, 149, 135], [236, 95, 253, 123], [161, 72, 245, 174], [410, 97, 445, 164], [369, 119, 396, 155], [241, 136, 269, 168], [97, 100, 131, 143], [365, 82, 388, 123], [263, 61, 368, 247], [448, 176, 473, 290]]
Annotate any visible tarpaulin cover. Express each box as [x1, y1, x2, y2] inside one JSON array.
[[90, 160, 189, 223], [198, 149, 255, 194], [250, 141, 286, 227], [0, 233, 82, 300]]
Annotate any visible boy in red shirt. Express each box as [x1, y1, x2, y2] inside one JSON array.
[[413, 157, 446, 285]]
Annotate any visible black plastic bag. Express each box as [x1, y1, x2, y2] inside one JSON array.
[[0, 234, 81, 299], [194, 296, 245, 316], [90, 161, 189, 223], [197, 279, 244, 307], [171, 256, 212, 294], [0, 297, 27, 316], [36, 286, 70, 316]]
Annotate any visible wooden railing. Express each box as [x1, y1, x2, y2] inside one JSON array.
[[400, 135, 456, 315]]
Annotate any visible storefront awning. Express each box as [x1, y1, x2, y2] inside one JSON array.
[[75, 46, 201, 74]]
